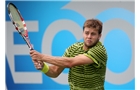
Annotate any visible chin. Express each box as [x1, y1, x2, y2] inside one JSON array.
[[85, 43, 95, 48], [88, 44, 95, 48], [84, 40, 99, 48]]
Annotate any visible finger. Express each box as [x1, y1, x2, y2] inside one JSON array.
[[34, 61, 42, 66], [29, 50, 33, 54], [36, 61, 41, 66], [33, 60, 38, 63], [30, 50, 36, 55], [34, 64, 41, 69], [35, 64, 42, 70], [34, 62, 38, 65], [34, 63, 38, 67], [30, 52, 33, 57]]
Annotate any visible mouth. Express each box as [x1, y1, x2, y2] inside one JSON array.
[[87, 40, 92, 43], [87, 40, 91, 42]]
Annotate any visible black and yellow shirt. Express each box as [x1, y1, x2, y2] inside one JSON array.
[[63, 41, 108, 90]]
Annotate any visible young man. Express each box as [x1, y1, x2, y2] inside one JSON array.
[[30, 19, 108, 90]]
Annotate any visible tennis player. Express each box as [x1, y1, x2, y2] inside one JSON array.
[[30, 18, 108, 90]]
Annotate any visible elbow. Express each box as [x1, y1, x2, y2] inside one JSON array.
[[46, 72, 60, 78], [45, 73, 59, 78], [50, 75, 59, 78]]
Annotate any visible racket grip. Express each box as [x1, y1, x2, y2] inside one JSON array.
[[30, 48, 34, 50], [30, 44, 34, 50]]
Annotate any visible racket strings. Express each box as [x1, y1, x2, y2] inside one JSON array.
[[8, 3, 33, 50], [9, 6, 28, 37]]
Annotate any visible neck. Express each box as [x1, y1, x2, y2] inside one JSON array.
[[83, 44, 89, 51]]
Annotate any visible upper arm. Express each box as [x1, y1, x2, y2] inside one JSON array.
[[62, 43, 107, 68], [62, 43, 94, 67], [70, 54, 94, 67], [70, 46, 107, 68]]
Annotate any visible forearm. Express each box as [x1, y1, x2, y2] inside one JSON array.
[[44, 65, 64, 78], [42, 55, 73, 68]]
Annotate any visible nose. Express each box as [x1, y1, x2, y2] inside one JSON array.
[[87, 34, 92, 38]]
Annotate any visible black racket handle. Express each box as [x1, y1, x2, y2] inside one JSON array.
[[30, 48, 34, 50]]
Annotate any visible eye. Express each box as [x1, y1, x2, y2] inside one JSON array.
[[85, 31, 89, 35], [91, 32, 96, 36]]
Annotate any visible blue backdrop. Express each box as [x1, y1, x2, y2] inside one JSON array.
[[5, 1, 135, 90]]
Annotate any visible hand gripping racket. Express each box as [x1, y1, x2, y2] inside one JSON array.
[[7, 3, 33, 50]]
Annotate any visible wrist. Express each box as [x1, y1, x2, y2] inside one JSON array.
[[41, 62, 49, 73]]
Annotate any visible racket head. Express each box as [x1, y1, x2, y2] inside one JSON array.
[[7, 3, 33, 50]]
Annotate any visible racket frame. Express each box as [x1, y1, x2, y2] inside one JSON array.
[[7, 3, 33, 50]]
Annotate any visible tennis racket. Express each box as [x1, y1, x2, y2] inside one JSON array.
[[7, 3, 33, 50], [7, 2, 43, 69]]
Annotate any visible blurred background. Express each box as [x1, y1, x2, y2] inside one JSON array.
[[5, 0, 135, 90]]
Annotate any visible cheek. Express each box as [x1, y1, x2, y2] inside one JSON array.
[[92, 36, 100, 40]]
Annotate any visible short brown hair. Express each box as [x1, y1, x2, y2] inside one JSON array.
[[83, 19, 103, 34]]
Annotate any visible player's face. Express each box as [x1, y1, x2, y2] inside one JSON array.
[[83, 27, 101, 48]]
